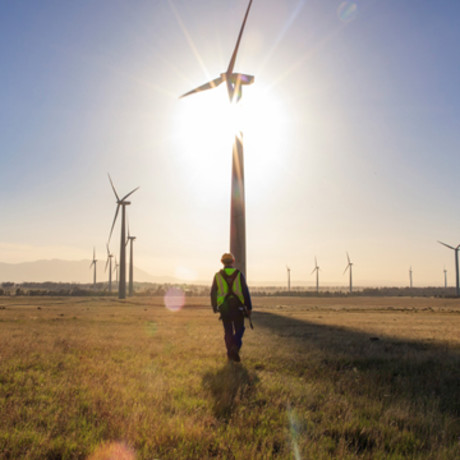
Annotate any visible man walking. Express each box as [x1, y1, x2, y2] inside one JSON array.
[[211, 253, 252, 362]]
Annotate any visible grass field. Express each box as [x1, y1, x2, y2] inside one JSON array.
[[1, 295, 459, 459]]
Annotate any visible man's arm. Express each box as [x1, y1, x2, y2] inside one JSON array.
[[239, 272, 252, 311], [210, 275, 218, 312]]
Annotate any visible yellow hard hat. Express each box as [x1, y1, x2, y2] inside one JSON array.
[[221, 253, 235, 264]]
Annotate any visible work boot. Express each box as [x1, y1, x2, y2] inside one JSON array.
[[227, 346, 240, 362]]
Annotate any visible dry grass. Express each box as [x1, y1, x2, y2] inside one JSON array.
[[0, 295, 459, 459]]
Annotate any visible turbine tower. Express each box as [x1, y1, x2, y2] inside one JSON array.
[[108, 174, 139, 299], [89, 247, 97, 289], [311, 257, 320, 294], [438, 241, 460, 296], [180, 0, 255, 278], [287, 266, 291, 293], [126, 226, 136, 297], [444, 267, 447, 289], [113, 257, 119, 284], [105, 244, 114, 293], [409, 266, 413, 288], [343, 252, 353, 293]]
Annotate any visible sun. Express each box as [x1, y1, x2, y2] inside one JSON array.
[[173, 81, 288, 202]]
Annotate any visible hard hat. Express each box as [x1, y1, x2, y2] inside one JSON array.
[[221, 253, 235, 264]]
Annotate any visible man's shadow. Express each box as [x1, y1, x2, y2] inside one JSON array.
[[202, 362, 259, 421]]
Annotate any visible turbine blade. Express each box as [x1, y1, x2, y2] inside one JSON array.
[[346, 252, 351, 264], [108, 174, 120, 201], [226, 0, 254, 75], [438, 240, 455, 250], [180, 77, 224, 98], [121, 186, 140, 202], [108, 204, 120, 243], [343, 265, 349, 275]]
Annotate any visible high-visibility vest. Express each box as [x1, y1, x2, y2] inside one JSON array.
[[215, 268, 244, 308]]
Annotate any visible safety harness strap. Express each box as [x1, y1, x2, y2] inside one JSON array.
[[220, 269, 239, 295]]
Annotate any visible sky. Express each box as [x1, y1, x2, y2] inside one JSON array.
[[1, 0, 460, 287]]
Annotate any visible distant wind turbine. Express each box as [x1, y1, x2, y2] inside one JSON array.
[[89, 247, 97, 288], [105, 244, 114, 293], [287, 266, 291, 293], [180, 0, 255, 278], [437, 241, 460, 296], [443, 267, 447, 289], [311, 257, 320, 294], [409, 266, 413, 288], [107, 174, 139, 299], [343, 252, 353, 293], [126, 226, 136, 297]]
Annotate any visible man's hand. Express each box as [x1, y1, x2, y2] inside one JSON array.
[[244, 307, 254, 329]]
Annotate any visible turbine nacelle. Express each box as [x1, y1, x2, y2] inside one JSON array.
[[311, 265, 320, 275], [180, 72, 254, 103]]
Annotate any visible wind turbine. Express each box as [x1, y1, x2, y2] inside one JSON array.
[[180, 0, 255, 278], [89, 247, 97, 289], [438, 241, 460, 296], [287, 266, 291, 293], [105, 244, 114, 293], [409, 266, 413, 288], [126, 226, 136, 297], [443, 267, 447, 289], [311, 257, 320, 294], [343, 252, 353, 293], [107, 174, 139, 299]]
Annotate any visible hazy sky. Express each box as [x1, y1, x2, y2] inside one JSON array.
[[1, 0, 460, 287]]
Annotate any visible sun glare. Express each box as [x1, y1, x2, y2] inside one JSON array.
[[174, 82, 288, 202]]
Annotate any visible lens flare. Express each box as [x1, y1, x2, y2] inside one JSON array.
[[287, 403, 301, 460], [337, 1, 358, 23], [88, 441, 136, 460], [164, 287, 185, 311]]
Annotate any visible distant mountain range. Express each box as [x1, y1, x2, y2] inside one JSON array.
[[1, 260, 418, 288], [0, 259, 177, 284]]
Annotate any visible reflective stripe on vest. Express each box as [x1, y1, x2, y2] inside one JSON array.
[[215, 268, 244, 307]]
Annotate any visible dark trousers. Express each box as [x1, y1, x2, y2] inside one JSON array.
[[221, 309, 245, 356]]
